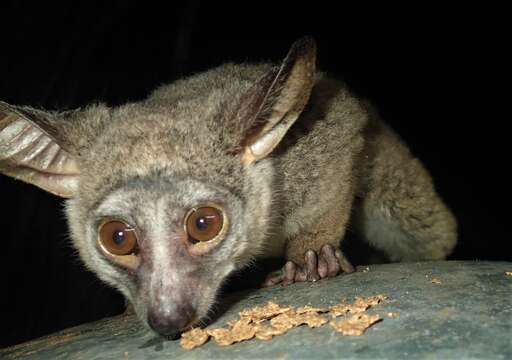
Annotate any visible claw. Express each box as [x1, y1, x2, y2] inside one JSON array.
[[334, 248, 355, 274]]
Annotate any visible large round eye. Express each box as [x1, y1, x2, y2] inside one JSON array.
[[185, 206, 224, 243], [98, 221, 138, 256]]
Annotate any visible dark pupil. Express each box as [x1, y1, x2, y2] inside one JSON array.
[[195, 217, 209, 231], [112, 230, 125, 245]]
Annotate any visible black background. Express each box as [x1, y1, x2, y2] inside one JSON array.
[[0, 1, 508, 348]]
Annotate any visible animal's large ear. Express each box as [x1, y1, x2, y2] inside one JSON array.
[[0, 101, 80, 198], [235, 37, 316, 166]]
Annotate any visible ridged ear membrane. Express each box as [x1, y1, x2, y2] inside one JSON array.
[[0, 101, 80, 198], [236, 37, 317, 166]]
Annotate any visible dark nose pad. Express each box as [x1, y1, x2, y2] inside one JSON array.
[[147, 306, 195, 337]]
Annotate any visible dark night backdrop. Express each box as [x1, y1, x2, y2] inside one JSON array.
[[0, 1, 508, 348]]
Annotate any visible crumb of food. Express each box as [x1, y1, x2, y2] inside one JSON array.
[[297, 312, 329, 328], [430, 278, 442, 284], [505, 272, 512, 276], [330, 314, 381, 336], [253, 323, 288, 340], [230, 318, 258, 342], [270, 310, 299, 330], [206, 328, 235, 347], [362, 267, 370, 272], [180, 294, 387, 350], [227, 317, 259, 327], [330, 295, 386, 317], [239, 301, 292, 322], [330, 302, 363, 316], [361, 295, 387, 306], [296, 305, 329, 314], [387, 312, 398, 318], [180, 328, 210, 350], [206, 318, 259, 346]]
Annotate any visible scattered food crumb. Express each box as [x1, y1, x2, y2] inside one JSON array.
[[430, 278, 442, 284], [180, 328, 209, 350], [330, 295, 386, 317], [330, 314, 381, 336], [298, 312, 329, 328], [363, 295, 387, 306], [387, 312, 398, 318], [230, 318, 258, 342], [239, 301, 292, 322], [206, 328, 237, 347], [330, 302, 366, 316], [253, 323, 288, 340], [296, 305, 329, 314], [270, 310, 300, 331], [362, 267, 370, 273], [505, 272, 512, 276], [181, 295, 387, 350]]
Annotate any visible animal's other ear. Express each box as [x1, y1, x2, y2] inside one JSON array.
[[234, 37, 316, 166], [0, 101, 80, 198]]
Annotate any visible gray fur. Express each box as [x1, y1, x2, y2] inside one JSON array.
[[0, 37, 457, 335]]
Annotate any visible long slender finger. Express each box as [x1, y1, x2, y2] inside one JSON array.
[[335, 248, 355, 273], [283, 261, 297, 286], [262, 270, 284, 287], [305, 250, 321, 282], [294, 265, 307, 282], [317, 255, 328, 278], [321, 244, 341, 277]]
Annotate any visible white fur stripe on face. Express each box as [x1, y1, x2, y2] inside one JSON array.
[[150, 196, 174, 283]]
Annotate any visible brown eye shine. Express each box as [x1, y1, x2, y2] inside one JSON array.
[[98, 220, 138, 256], [185, 206, 224, 243]]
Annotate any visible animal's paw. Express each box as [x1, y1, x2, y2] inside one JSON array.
[[262, 244, 354, 287]]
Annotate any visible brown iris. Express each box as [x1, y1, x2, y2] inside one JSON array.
[[185, 206, 224, 243], [98, 220, 138, 256]]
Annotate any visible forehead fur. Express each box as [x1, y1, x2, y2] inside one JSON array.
[[77, 63, 273, 205]]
